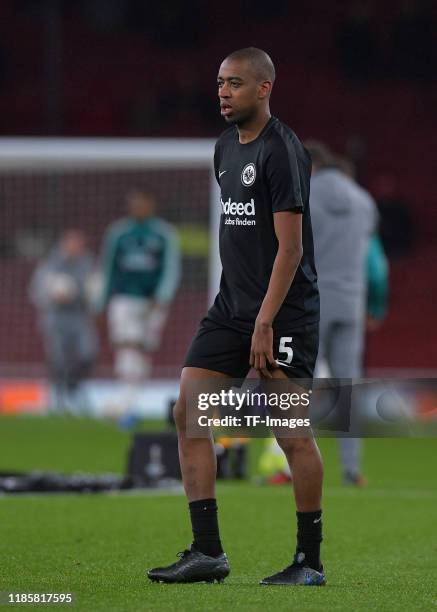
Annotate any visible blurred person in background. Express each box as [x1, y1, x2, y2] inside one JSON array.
[[29, 229, 98, 412], [308, 141, 388, 486], [336, 155, 389, 331], [98, 190, 181, 415]]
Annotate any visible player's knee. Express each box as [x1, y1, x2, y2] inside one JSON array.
[[114, 346, 151, 382], [276, 436, 312, 456]]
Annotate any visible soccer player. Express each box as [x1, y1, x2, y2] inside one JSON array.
[[148, 48, 324, 586], [98, 191, 180, 412]]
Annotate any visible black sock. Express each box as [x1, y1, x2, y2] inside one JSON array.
[[189, 498, 223, 558], [295, 510, 323, 570]]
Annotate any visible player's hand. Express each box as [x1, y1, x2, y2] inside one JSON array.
[[250, 320, 277, 378]]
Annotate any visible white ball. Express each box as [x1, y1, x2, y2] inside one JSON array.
[[47, 273, 78, 302], [376, 390, 412, 422]]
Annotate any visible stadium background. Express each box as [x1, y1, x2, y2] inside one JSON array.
[[0, 2, 436, 610], [1, 0, 437, 385]]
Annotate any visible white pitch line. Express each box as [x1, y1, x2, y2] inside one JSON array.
[[325, 487, 437, 499]]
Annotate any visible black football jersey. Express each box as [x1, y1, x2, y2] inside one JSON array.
[[208, 116, 319, 333]]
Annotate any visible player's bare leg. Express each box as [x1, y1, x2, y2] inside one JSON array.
[[266, 367, 323, 510], [148, 366, 231, 583], [277, 437, 323, 509], [110, 341, 151, 423], [173, 366, 230, 501], [260, 367, 325, 586]]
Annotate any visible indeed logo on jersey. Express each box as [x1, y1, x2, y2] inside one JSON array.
[[220, 196, 256, 226]]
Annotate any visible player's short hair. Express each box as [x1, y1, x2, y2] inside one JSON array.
[[225, 47, 276, 84], [304, 140, 335, 169]]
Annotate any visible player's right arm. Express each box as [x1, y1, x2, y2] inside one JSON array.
[[96, 222, 122, 312]]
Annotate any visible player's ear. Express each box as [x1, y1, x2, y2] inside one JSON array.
[[258, 80, 272, 100]]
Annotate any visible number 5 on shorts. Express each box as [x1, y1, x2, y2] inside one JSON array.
[[278, 336, 293, 364]]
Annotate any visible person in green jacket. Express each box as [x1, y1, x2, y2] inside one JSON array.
[[98, 190, 181, 412]]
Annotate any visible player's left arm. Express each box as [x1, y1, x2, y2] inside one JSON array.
[[153, 222, 182, 306], [250, 138, 306, 377], [250, 211, 303, 377]]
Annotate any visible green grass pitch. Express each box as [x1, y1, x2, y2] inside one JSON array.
[[0, 415, 436, 611]]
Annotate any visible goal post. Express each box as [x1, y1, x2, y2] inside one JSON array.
[[0, 138, 221, 380]]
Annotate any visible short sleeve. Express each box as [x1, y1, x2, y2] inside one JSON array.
[[213, 142, 220, 184], [265, 138, 305, 213]]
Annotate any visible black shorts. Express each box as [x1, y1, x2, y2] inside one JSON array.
[[184, 316, 319, 379]]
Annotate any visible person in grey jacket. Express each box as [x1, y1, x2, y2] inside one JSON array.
[[307, 141, 378, 485], [29, 230, 98, 412]]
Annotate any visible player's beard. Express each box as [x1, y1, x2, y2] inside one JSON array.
[[225, 107, 255, 127]]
